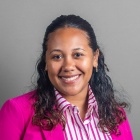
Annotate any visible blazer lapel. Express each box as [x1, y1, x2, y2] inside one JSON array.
[[41, 124, 65, 140]]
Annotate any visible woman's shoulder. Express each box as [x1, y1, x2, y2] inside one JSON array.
[[0, 91, 37, 139], [0, 90, 37, 120]]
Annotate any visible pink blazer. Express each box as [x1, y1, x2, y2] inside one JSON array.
[[0, 91, 133, 140]]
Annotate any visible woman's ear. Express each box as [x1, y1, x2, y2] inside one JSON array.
[[93, 49, 99, 68]]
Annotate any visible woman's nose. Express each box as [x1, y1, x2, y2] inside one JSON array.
[[62, 57, 75, 72]]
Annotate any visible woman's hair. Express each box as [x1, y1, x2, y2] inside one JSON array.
[[32, 15, 129, 135]]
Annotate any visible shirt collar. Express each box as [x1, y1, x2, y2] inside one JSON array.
[[54, 89, 71, 112], [87, 86, 98, 117]]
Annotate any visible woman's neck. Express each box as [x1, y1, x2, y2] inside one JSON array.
[[63, 92, 89, 121]]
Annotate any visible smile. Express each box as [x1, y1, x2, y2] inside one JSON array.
[[61, 75, 79, 81], [59, 75, 80, 83]]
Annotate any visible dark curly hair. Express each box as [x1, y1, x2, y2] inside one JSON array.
[[32, 15, 129, 135]]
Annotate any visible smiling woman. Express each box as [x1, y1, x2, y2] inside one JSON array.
[[0, 15, 133, 140]]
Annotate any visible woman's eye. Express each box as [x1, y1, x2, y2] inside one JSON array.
[[74, 53, 83, 58], [52, 55, 62, 60]]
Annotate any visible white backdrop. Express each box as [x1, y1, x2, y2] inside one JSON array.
[[0, 0, 140, 139]]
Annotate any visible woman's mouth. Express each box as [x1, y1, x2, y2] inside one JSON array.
[[59, 75, 80, 83]]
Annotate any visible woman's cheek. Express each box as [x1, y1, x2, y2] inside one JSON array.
[[48, 61, 60, 72], [79, 59, 93, 71]]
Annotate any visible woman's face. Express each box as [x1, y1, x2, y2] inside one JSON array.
[[45, 27, 98, 98]]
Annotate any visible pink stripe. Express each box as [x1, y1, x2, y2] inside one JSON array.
[[58, 100, 67, 108], [63, 111, 69, 140], [55, 93, 59, 96], [89, 122, 96, 139], [104, 132, 112, 140], [76, 113, 89, 139], [93, 105, 99, 118], [70, 113, 78, 140], [102, 128, 112, 140], [88, 105, 92, 109], [61, 104, 70, 112], [89, 98, 96, 104], [64, 129, 68, 140], [56, 95, 63, 102], [92, 115, 101, 140], [65, 109, 73, 139], [85, 115, 91, 120], [103, 132, 108, 140], [73, 108, 84, 140], [88, 95, 95, 101], [89, 91, 92, 96], [87, 124, 89, 132], [77, 116, 89, 138]]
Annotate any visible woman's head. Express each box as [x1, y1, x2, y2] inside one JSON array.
[[45, 27, 99, 98], [42, 15, 100, 97], [38, 15, 100, 91]]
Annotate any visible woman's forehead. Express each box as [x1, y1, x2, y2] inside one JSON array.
[[47, 27, 90, 47]]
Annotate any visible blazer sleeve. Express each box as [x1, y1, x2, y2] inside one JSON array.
[[111, 116, 133, 140], [119, 117, 133, 140], [0, 99, 25, 140]]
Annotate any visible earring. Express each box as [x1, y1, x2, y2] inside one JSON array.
[[96, 67, 98, 72]]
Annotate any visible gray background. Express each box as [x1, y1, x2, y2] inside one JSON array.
[[0, 0, 139, 139]]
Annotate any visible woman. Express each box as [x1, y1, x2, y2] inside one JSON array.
[[0, 15, 133, 140]]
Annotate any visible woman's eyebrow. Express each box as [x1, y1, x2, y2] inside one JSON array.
[[49, 49, 62, 54], [72, 48, 86, 51], [49, 48, 86, 54]]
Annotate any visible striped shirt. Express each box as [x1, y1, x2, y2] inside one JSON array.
[[55, 86, 112, 140]]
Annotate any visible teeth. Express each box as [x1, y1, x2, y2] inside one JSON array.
[[61, 75, 79, 81]]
